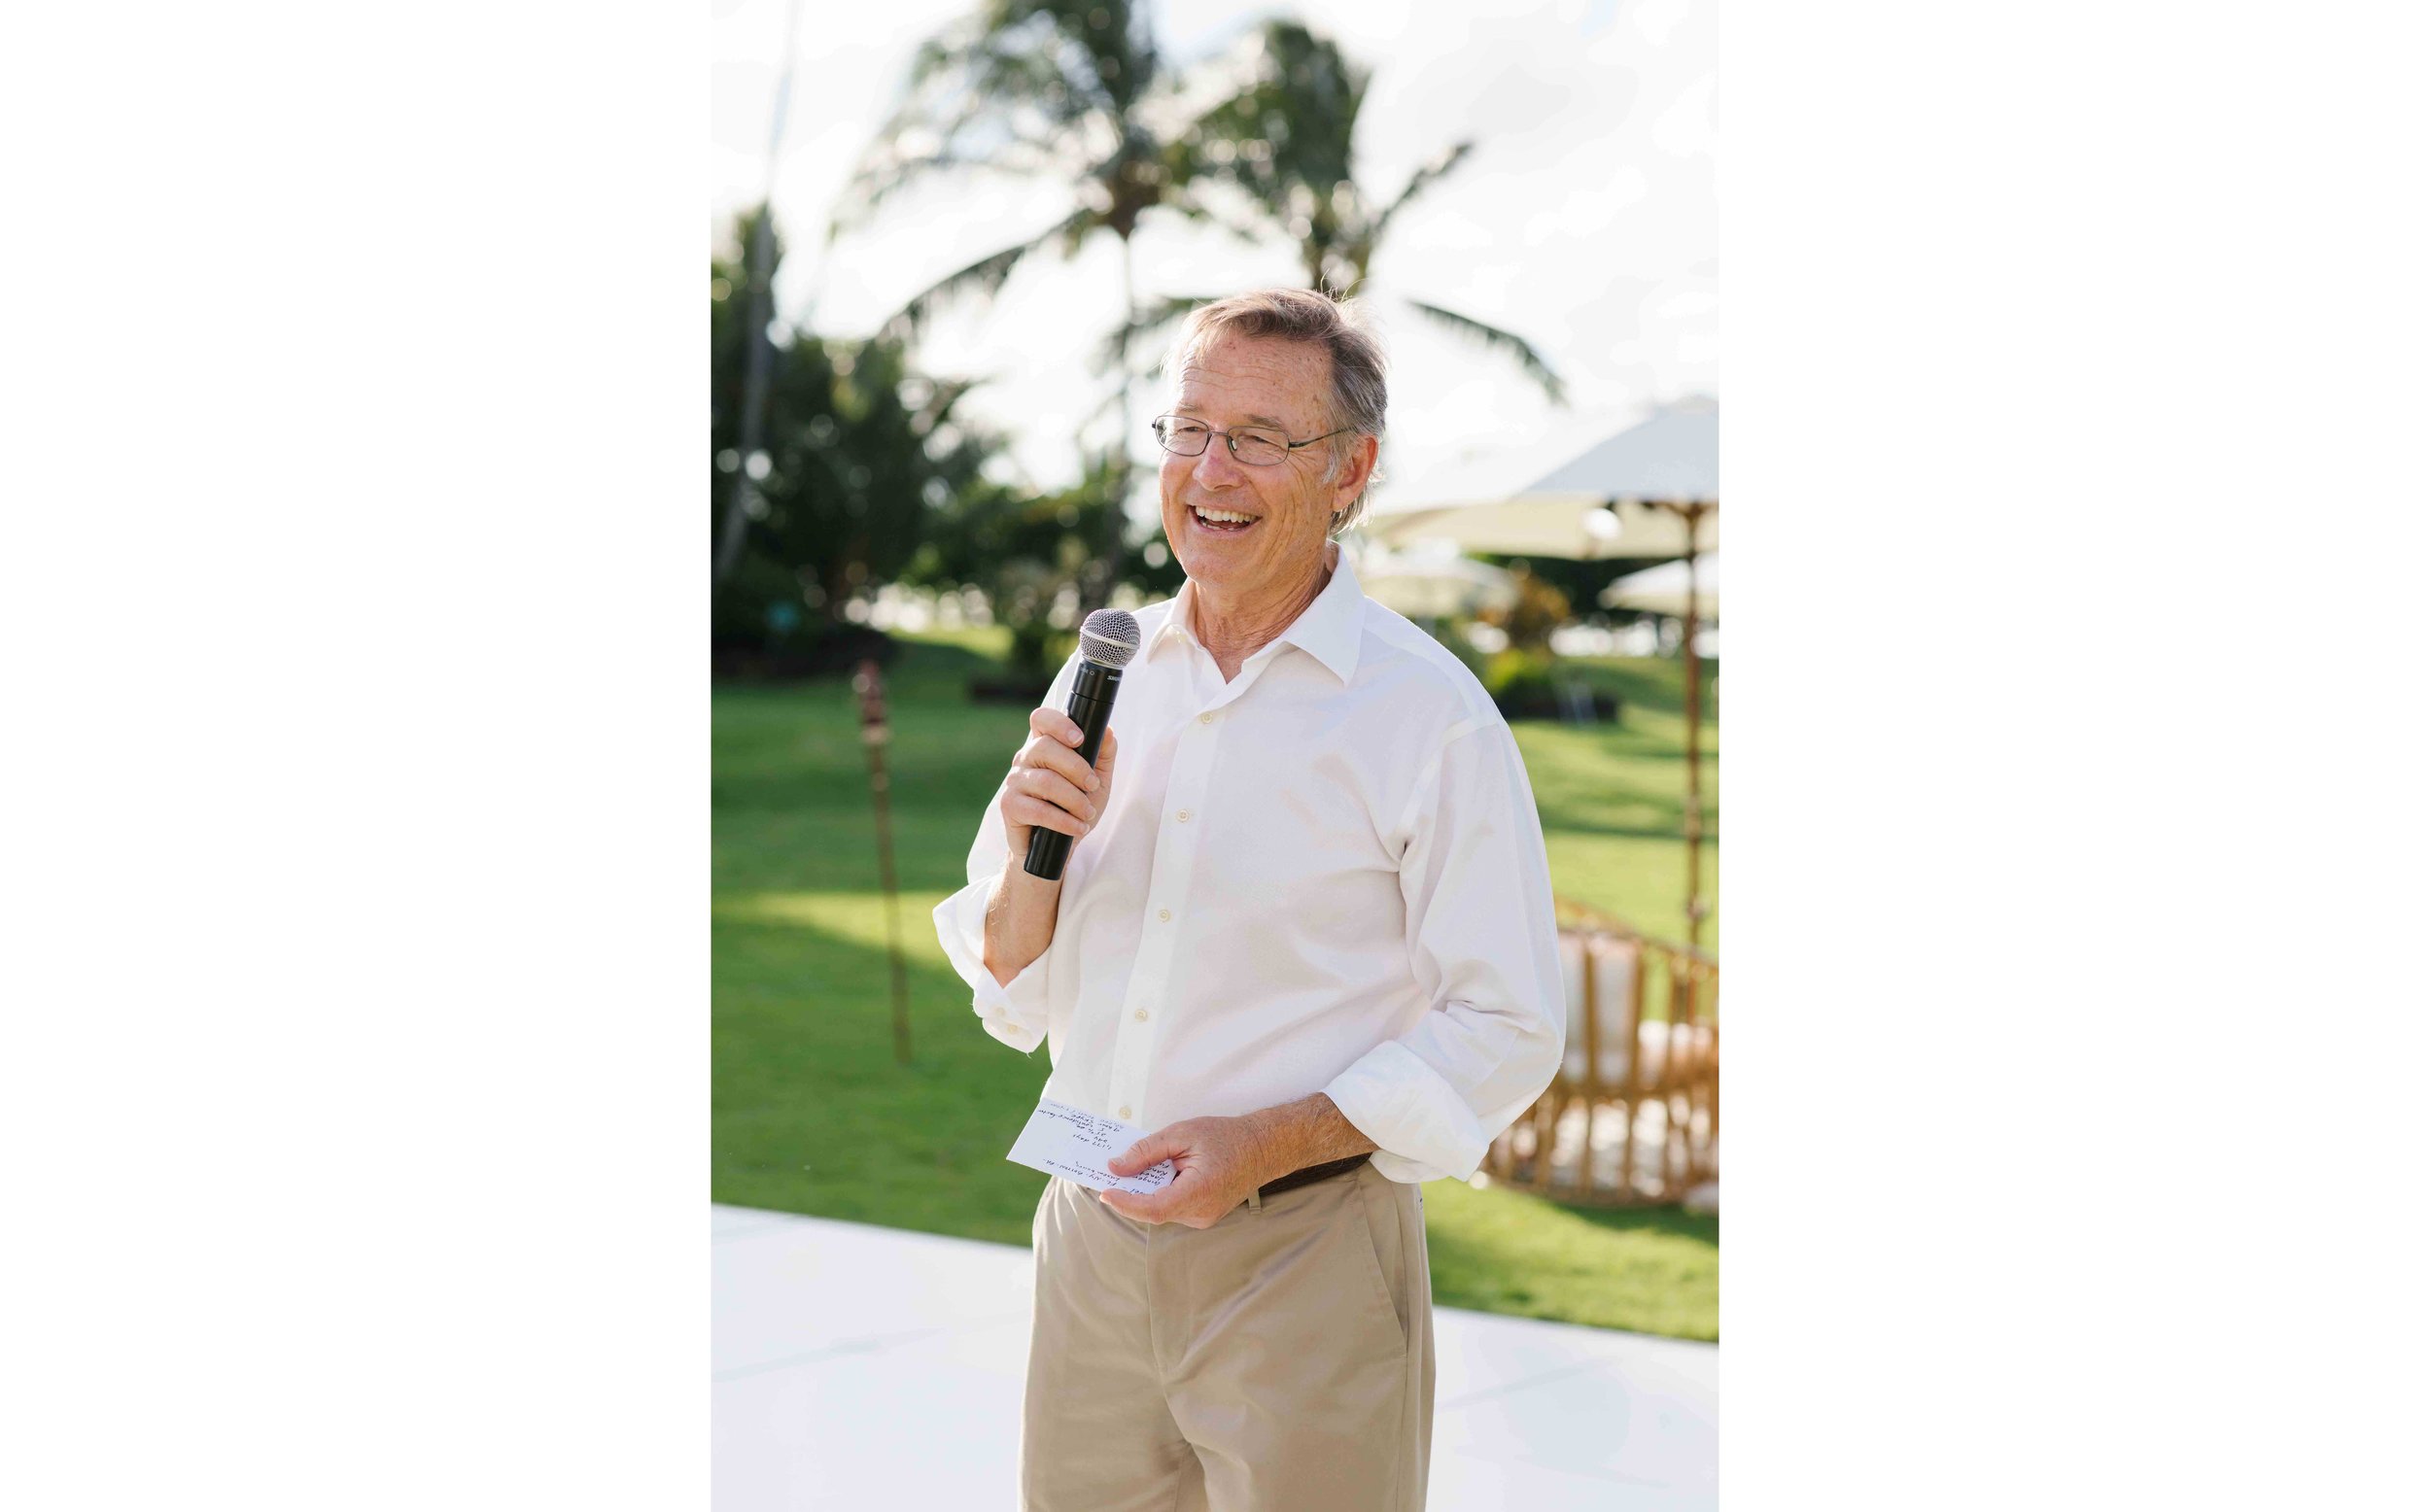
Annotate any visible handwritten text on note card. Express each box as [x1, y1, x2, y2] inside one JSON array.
[[1005, 1098, 1177, 1195]]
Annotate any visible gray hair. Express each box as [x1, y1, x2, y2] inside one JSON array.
[[1160, 288, 1388, 535]]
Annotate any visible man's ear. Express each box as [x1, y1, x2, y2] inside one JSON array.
[[1333, 433, 1379, 507]]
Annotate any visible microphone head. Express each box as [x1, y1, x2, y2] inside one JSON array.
[[1077, 608, 1142, 670]]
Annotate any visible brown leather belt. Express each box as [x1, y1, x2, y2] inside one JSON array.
[[1257, 1153, 1371, 1200]]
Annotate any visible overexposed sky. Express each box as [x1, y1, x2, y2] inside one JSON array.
[[711, 0, 1715, 520]]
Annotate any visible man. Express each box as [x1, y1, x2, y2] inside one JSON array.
[[933, 288, 1565, 1512]]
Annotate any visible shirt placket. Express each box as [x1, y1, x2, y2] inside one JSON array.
[[1101, 637, 1291, 1129]]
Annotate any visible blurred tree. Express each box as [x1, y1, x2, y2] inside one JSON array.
[[1484, 554, 1625, 624], [712, 208, 1016, 672], [712, 202, 781, 598], [1181, 18, 1566, 403], [834, 0, 1237, 610], [1478, 564, 1574, 654], [900, 449, 1185, 692]]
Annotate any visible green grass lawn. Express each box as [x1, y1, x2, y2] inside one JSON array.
[[712, 629, 1719, 1340]]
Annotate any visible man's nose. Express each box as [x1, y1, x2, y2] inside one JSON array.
[[1192, 437, 1246, 489]]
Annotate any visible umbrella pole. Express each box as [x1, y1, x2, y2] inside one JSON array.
[[1680, 504, 1710, 948]]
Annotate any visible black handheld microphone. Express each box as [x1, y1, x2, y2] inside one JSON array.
[[1024, 607, 1141, 881]]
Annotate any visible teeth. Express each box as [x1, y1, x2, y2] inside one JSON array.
[[1195, 507, 1255, 524]]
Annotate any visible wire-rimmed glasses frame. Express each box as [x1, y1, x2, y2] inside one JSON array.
[[1150, 413, 1351, 467]]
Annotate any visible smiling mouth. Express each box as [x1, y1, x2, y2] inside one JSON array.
[[1190, 504, 1259, 534]]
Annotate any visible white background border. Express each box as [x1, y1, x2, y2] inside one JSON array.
[[4, 1, 2424, 1505]]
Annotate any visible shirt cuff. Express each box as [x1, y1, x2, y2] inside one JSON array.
[[930, 876, 1050, 1053], [1322, 1040, 1490, 1186]]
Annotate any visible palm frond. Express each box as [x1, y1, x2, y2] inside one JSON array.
[[967, 16, 1094, 125], [831, 143, 1059, 240], [1375, 140, 1475, 233], [829, 14, 1088, 239], [917, 375, 988, 432], [1088, 292, 1216, 375], [881, 208, 1094, 344], [1403, 297, 1568, 405], [1161, 187, 1270, 246]]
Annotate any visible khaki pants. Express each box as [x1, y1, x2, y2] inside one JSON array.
[[1022, 1163, 1434, 1512]]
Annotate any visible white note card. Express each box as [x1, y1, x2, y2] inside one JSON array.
[[1006, 1098, 1177, 1195]]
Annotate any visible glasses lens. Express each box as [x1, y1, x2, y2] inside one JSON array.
[[1232, 430, 1288, 465], [1155, 418, 1208, 455]]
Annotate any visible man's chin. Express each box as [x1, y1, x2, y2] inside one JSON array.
[[1175, 554, 1252, 592]]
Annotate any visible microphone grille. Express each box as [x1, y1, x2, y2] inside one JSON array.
[[1077, 608, 1142, 669]]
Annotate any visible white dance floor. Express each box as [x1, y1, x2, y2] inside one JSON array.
[[713, 1204, 1718, 1509]]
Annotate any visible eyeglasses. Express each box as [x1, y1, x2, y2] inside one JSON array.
[[1150, 414, 1351, 466]]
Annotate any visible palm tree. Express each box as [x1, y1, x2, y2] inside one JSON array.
[[834, 0, 1228, 605], [1187, 18, 1567, 403]]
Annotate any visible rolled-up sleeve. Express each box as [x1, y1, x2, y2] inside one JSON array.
[[931, 869, 1052, 1052], [1323, 717, 1566, 1184], [928, 652, 1081, 1054]]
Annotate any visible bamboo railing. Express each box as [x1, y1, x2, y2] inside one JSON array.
[[1484, 897, 1719, 1205]]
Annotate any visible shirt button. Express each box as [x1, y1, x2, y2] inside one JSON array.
[[1134, 1009, 1149, 1022], [1175, 809, 1191, 823], [1198, 712, 1214, 724], [1118, 1106, 1132, 1119], [1157, 908, 1171, 922]]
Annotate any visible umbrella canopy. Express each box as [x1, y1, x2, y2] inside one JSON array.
[[1359, 396, 1719, 560], [1358, 397, 1721, 950], [1355, 545, 1518, 620], [1599, 554, 1721, 621]]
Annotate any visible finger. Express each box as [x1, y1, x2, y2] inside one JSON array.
[[1103, 1190, 1176, 1224], [1022, 739, 1098, 793], [1029, 705, 1086, 748], [1106, 1130, 1183, 1177], [1094, 728, 1119, 777], [1012, 767, 1096, 825], [1005, 794, 1087, 838]]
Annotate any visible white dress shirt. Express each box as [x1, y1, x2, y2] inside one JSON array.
[[931, 545, 1565, 1185]]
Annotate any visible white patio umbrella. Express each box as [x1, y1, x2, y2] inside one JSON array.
[[1358, 396, 1721, 947], [1600, 554, 1721, 621], [1354, 545, 1518, 621], [1360, 396, 1720, 560]]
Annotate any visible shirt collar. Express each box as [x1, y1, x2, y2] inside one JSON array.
[[1153, 541, 1366, 685]]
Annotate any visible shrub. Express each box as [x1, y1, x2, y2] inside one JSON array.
[[1482, 648, 1559, 705], [1478, 567, 1573, 653], [1481, 648, 1619, 723]]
